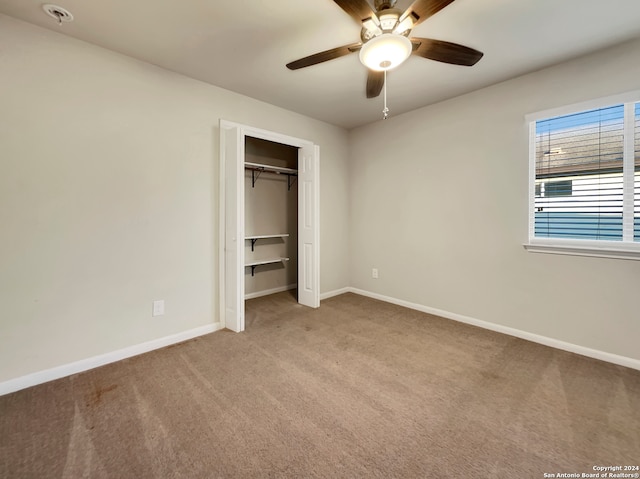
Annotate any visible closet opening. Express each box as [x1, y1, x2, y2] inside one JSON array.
[[244, 137, 298, 302], [219, 119, 319, 333]]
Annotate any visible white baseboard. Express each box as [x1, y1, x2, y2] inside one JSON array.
[[346, 287, 640, 371], [245, 284, 297, 300], [320, 287, 352, 301], [4, 287, 638, 396], [0, 322, 223, 396]]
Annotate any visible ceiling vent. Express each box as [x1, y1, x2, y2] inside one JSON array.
[[42, 4, 74, 24]]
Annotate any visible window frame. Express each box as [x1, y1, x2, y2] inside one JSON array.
[[524, 90, 640, 261]]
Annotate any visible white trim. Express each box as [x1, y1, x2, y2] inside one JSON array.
[[218, 121, 227, 330], [0, 323, 223, 396], [311, 145, 321, 308], [523, 242, 640, 260], [245, 284, 297, 300], [528, 121, 536, 241], [220, 119, 313, 149], [346, 288, 640, 371], [623, 103, 635, 242], [320, 287, 351, 301], [525, 89, 640, 123]]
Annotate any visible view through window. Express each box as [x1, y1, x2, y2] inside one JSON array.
[[532, 102, 640, 244]]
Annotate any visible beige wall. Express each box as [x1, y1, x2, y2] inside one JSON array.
[[349, 37, 640, 363], [0, 15, 350, 383]]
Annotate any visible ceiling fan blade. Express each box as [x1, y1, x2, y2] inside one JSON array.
[[286, 43, 362, 70], [411, 38, 483, 66], [401, 0, 456, 27], [366, 70, 384, 98], [333, 0, 377, 25]]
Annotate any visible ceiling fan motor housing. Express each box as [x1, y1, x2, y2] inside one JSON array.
[[374, 0, 397, 10], [360, 6, 408, 42]]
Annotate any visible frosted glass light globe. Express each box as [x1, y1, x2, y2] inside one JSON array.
[[359, 33, 412, 71]]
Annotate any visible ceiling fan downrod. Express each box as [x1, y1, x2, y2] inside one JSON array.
[[382, 70, 389, 120]]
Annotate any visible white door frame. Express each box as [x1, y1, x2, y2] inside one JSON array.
[[219, 120, 320, 332]]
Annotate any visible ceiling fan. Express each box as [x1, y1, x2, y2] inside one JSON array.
[[286, 0, 483, 99]]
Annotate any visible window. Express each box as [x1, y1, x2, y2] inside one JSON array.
[[526, 94, 640, 259], [539, 180, 573, 198]]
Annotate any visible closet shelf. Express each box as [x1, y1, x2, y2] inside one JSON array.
[[245, 257, 289, 276], [246, 257, 290, 267], [246, 234, 289, 251], [245, 234, 290, 240], [245, 162, 297, 190], [245, 162, 297, 174]]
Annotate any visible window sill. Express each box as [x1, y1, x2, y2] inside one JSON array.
[[523, 241, 640, 261]]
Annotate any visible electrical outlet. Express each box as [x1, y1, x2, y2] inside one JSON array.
[[372, 268, 379, 279], [152, 300, 165, 317]]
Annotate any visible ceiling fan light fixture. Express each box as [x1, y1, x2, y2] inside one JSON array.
[[359, 33, 412, 71]]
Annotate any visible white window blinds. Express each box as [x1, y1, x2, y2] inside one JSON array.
[[533, 103, 640, 243]]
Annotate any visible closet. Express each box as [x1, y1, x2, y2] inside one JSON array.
[[220, 119, 319, 332], [244, 137, 298, 300]]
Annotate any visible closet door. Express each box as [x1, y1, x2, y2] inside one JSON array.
[[298, 144, 320, 308], [221, 122, 244, 332]]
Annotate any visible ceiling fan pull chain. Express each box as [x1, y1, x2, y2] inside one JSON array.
[[383, 70, 389, 120]]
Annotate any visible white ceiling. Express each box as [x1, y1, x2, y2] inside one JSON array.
[[2, 0, 640, 129]]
